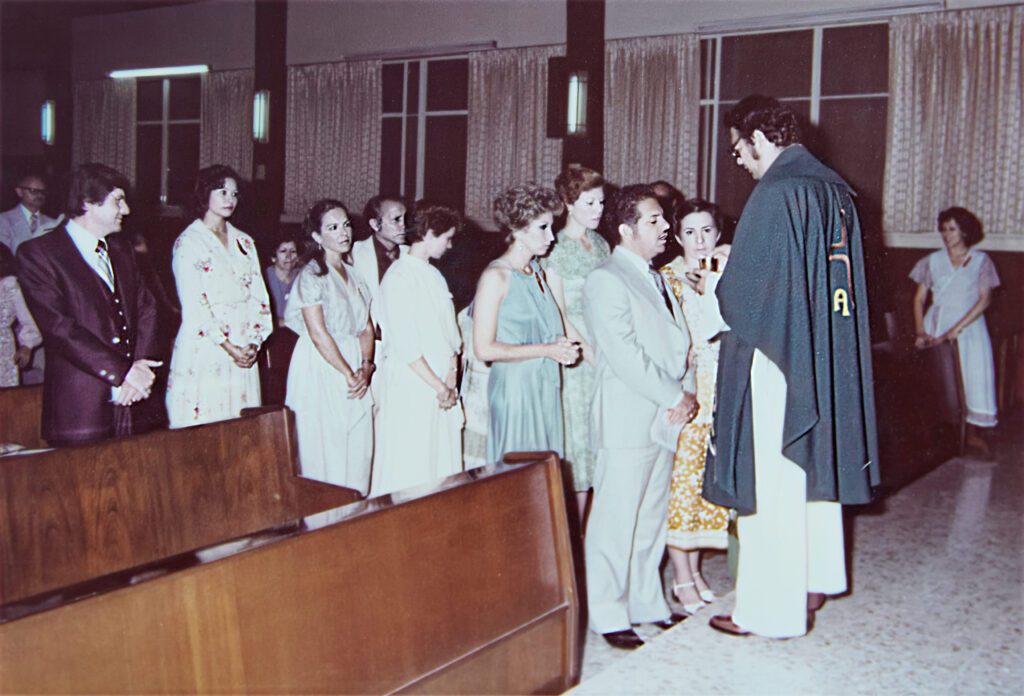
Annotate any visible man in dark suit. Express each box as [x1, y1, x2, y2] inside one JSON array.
[[17, 163, 164, 447]]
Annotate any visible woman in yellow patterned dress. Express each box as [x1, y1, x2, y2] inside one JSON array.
[[659, 198, 730, 614]]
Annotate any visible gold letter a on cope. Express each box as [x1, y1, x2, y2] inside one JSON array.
[[833, 288, 851, 316]]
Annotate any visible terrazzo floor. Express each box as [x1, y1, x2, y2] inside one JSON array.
[[572, 423, 1023, 695]]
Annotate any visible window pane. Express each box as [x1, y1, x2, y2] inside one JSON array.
[[167, 123, 200, 206], [818, 97, 888, 229], [135, 124, 162, 204], [137, 79, 163, 121], [169, 76, 201, 120], [720, 31, 813, 100], [406, 61, 419, 115], [404, 117, 417, 197], [822, 24, 888, 96], [382, 63, 404, 113], [423, 115, 467, 210], [426, 58, 468, 111], [700, 39, 714, 101], [380, 117, 403, 198]]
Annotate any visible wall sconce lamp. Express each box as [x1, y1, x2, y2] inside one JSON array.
[[109, 64, 209, 79], [253, 89, 270, 143], [41, 100, 56, 146], [566, 70, 588, 137]]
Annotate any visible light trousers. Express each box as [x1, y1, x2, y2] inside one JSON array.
[[732, 350, 847, 638], [585, 443, 673, 633]]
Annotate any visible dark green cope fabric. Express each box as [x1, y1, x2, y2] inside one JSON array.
[[703, 145, 881, 516]]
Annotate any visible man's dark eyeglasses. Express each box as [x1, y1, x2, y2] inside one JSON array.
[[19, 187, 47, 195]]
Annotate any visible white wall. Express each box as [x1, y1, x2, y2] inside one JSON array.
[[286, 0, 566, 65], [71, 0, 255, 80]]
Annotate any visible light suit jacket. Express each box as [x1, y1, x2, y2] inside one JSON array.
[[583, 246, 695, 450], [350, 237, 408, 327], [0, 206, 58, 252]]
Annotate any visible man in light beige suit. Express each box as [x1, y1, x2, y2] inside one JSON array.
[[582, 184, 697, 650]]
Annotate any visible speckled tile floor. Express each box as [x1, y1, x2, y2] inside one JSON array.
[[572, 425, 1023, 695]]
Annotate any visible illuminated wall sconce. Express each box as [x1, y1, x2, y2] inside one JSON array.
[[41, 100, 56, 146], [108, 64, 209, 79], [253, 89, 270, 143], [566, 70, 588, 136]]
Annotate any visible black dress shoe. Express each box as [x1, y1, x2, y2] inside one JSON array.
[[602, 629, 645, 650], [651, 612, 689, 630]]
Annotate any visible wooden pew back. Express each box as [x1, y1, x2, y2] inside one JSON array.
[[0, 454, 579, 694], [0, 384, 44, 450], [0, 408, 357, 604]]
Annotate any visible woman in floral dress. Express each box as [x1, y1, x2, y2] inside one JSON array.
[[166, 165, 271, 428], [543, 166, 609, 527], [659, 198, 730, 613]]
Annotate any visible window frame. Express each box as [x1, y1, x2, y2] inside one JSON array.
[[697, 22, 889, 204], [381, 55, 469, 201], [135, 76, 202, 208]]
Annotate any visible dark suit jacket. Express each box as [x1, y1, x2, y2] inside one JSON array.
[[16, 223, 162, 444]]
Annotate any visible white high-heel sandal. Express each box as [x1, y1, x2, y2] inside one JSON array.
[[693, 573, 717, 603], [672, 581, 706, 615]]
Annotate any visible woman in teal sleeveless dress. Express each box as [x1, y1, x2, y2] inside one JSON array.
[[472, 183, 580, 462]]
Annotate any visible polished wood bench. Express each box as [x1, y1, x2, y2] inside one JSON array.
[[0, 384, 44, 450], [0, 407, 359, 604], [0, 449, 579, 694]]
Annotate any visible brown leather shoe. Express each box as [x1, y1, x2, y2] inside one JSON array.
[[708, 614, 750, 636], [602, 629, 645, 650]]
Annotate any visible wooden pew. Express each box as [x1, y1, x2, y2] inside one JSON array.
[[0, 384, 44, 450], [0, 450, 579, 694], [0, 408, 358, 604]]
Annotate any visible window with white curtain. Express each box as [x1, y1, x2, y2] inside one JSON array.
[[135, 76, 201, 207], [380, 57, 469, 210], [696, 23, 889, 230]]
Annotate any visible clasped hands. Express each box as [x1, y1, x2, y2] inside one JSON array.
[[915, 328, 959, 350], [666, 390, 699, 425], [547, 336, 582, 366], [117, 359, 163, 406], [345, 362, 373, 400], [222, 340, 259, 369], [435, 370, 458, 411]]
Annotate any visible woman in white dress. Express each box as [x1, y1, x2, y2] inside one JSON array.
[[0, 243, 41, 387], [166, 165, 272, 428], [371, 201, 464, 496], [285, 199, 374, 494], [911, 206, 1000, 453]]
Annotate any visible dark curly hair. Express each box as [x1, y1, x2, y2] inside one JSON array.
[[193, 164, 242, 218], [300, 198, 349, 276], [724, 94, 801, 148], [65, 162, 131, 218], [937, 206, 984, 247], [406, 200, 462, 244], [674, 198, 724, 236], [606, 184, 658, 245], [555, 165, 604, 206], [492, 183, 563, 239]]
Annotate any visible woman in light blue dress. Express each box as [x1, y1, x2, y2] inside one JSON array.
[[472, 183, 580, 462]]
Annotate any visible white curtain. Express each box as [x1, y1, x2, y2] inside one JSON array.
[[604, 35, 700, 196], [284, 60, 381, 217], [72, 79, 136, 181], [465, 45, 564, 228], [884, 6, 1023, 242], [200, 69, 254, 178]]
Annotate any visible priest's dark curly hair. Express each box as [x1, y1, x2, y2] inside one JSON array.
[[724, 94, 801, 148]]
